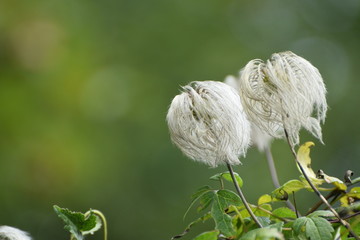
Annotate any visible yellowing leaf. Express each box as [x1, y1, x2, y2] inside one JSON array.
[[258, 194, 273, 205], [322, 174, 347, 191], [340, 187, 360, 206], [296, 142, 318, 180]]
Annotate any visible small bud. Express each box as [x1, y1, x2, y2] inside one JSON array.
[[167, 81, 251, 167], [0, 226, 32, 240], [239, 51, 327, 146], [344, 170, 354, 184]]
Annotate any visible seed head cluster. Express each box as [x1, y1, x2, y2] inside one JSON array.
[[167, 51, 328, 166]]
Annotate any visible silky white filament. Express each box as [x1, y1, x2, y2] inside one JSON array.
[[0, 226, 32, 240], [239, 51, 327, 146], [224, 75, 273, 152], [167, 81, 251, 167]]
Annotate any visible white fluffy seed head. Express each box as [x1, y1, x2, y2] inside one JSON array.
[[224, 74, 274, 152], [250, 124, 273, 152], [239, 51, 327, 146], [0, 226, 32, 240], [223, 75, 240, 91], [166, 80, 251, 167]]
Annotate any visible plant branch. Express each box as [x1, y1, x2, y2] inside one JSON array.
[[284, 129, 360, 240], [264, 146, 298, 213], [226, 163, 263, 228], [329, 211, 360, 223], [264, 146, 281, 189], [85, 210, 108, 240], [249, 204, 292, 223], [306, 190, 341, 215]]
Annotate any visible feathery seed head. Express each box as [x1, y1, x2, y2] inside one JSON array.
[[0, 226, 32, 240], [239, 51, 327, 146], [167, 81, 251, 167]]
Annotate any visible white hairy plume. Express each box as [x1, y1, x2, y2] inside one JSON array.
[[0, 226, 32, 240], [167, 80, 251, 167], [224, 74, 274, 152], [239, 51, 327, 146], [223, 75, 240, 91], [250, 124, 273, 152]]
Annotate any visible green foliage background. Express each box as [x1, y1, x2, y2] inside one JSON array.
[[0, 0, 360, 239]]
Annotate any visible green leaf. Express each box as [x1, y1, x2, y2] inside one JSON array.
[[307, 210, 334, 218], [254, 204, 272, 218], [197, 191, 216, 212], [210, 172, 243, 187], [239, 228, 284, 240], [272, 207, 297, 220], [271, 179, 308, 200], [53, 205, 102, 240], [171, 212, 212, 240], [257, 217, 271, 227], [191, 186, 212, 201], [216, 189, 242, 206], [292, 216, 334, 240], [192, 230, 219, 240], [211, 191, 236, 237], [268, 222, 284, 232], [258, 194, 273, 205], [184, 187, 214, 219]]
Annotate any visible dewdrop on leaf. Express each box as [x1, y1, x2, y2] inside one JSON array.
[[166, 81, 251, 167], [0, 226, 32, 240], [239, 51, 327, 146]]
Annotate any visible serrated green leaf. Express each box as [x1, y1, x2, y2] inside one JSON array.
[[254, 204, 272, 218], [171, 212, 212, 240], [210, 172, 243, 187], [211, 191, 236, 237], [192, 230, 219, 240], [257, 217, 271, 227], [272, 207, 297, 220], [197, 191, 216, 212], [191, 186, 212, 201], [239, 227, 284, 240], [53, 205, 101, 240], [217, 189, 242, 206], [271, 179, 308, 200], [184, 187, 214, 219], [268, 222, 284, 232], [293, 216, 334, 240], [258, 194, 273, 205], [308, 210, 334, 218]]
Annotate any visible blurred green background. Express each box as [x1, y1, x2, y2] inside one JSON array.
[[1, 0, 360, 239]]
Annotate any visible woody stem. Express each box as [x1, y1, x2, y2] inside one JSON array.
[[226, 163, 263, 228], [284, 129, 359, 240]]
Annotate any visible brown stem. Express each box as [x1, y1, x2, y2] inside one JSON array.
[[306, 190, 341, 215], [264, 146, 281, 188], [226, 163, 263, 228], [284, 129, 360, 240]]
